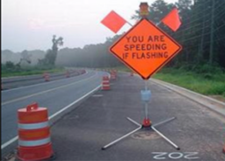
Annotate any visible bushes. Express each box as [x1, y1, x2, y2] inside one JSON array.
[[154, 67, 225, 97], [2, 61, 22, 73], [192, 64, 224, 74], [1, 61, 64, 77], [171, 62, 224, 74]]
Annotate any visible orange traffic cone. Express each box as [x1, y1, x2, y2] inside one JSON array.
[[17, 103, 54, 161], [102, 76, 110, 90]]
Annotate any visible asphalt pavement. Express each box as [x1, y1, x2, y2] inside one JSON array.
[[50, 72, 225, 161], [1, 69, 84, 90], [1, 70, 105, 158]]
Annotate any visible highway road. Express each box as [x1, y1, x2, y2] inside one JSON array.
[[1, 69, 84, 90], [1, 71, 225, 161], [50, 73, 225, 161], [1, 70, 105, 157]]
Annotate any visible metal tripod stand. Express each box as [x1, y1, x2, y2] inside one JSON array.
[[102, 81, 180, 150]]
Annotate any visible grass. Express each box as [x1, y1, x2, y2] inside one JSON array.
[[153, 68, 225, 98], [1, 67, 65, 77], [111, 66, 225, 99]]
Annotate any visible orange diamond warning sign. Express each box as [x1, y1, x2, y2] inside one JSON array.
[[110, 18, 182, 80]]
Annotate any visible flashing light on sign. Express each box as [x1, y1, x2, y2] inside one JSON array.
[[139, 2, 149, 17]]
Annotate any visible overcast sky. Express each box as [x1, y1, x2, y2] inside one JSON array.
[[2, 0, 178, 52]]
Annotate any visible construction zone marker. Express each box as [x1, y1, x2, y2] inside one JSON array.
[[17, 102, 54, 161], [102, 76, 110, 90], [223, 141, 225, 153], [65, 70, 70, 78], [110, 70, 117, 80], [43, 72, 50, 82]]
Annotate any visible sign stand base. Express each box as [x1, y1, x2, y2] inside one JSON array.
[[101, 117, 180, 150]]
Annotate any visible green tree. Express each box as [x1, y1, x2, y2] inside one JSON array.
[[51, 35, 63, 65], [5, 61, 15, 69], [17, 50, 32, 67], [55, 0, 225, 71], [130, 0, 225, 70], [39, 35, 63, 66]]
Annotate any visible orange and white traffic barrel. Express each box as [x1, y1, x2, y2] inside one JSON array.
[[102, 76, 110, 90], [223, 141, 225, 153], [43, 72, 50, 81], [110, 71, 116, 80], [65, 70, 70, 78], [17, 103, 53, 161]]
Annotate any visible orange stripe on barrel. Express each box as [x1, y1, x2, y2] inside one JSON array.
[[17, 103, 53, 161], [18, 107, 48, 123], [19, 127, 50, 140]]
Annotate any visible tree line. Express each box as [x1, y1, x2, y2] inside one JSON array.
[[56, 0, 225, 72], [2, 0, 225, 73]]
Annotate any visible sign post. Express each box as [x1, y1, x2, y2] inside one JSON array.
[[102, 2, 182, 151]]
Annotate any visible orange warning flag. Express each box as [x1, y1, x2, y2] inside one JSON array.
[[101, 10, 126, 33], [162, 8, 181, 32]]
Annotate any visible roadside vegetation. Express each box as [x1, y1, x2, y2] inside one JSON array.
[[112, 64, 225, 100], [153, 65, 225, 99], [1, 35, 64, 78], [1, 62, 64, 77], [1, 1, 224, 99]]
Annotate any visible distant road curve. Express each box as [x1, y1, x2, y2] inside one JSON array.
[[1, 68, 86, 90]]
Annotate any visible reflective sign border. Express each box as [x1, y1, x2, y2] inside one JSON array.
[[109, 18, 182, 80]]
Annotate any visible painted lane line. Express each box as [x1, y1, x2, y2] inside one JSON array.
[[48, 84, 101, 119], [2, 73, 96, 106], [2, 74, 94, 105], [1, 84, 101, 149], [1, 137, 18, 150], [1, 71, 89, 93]]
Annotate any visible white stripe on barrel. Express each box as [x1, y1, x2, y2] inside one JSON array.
[[18, 121, 49, 130], [19, 137, 51, 147]]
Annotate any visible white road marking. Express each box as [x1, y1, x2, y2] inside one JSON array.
[[1, 71, 89, 93], [1, 73, 95, 106], [1, 84, 101, 149]]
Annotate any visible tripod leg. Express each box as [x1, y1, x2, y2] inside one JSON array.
[[151, 126, 180, 150], [153, 117, 176, 127], [127, 117, 141, 127], [102, 126, 142, 150]]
